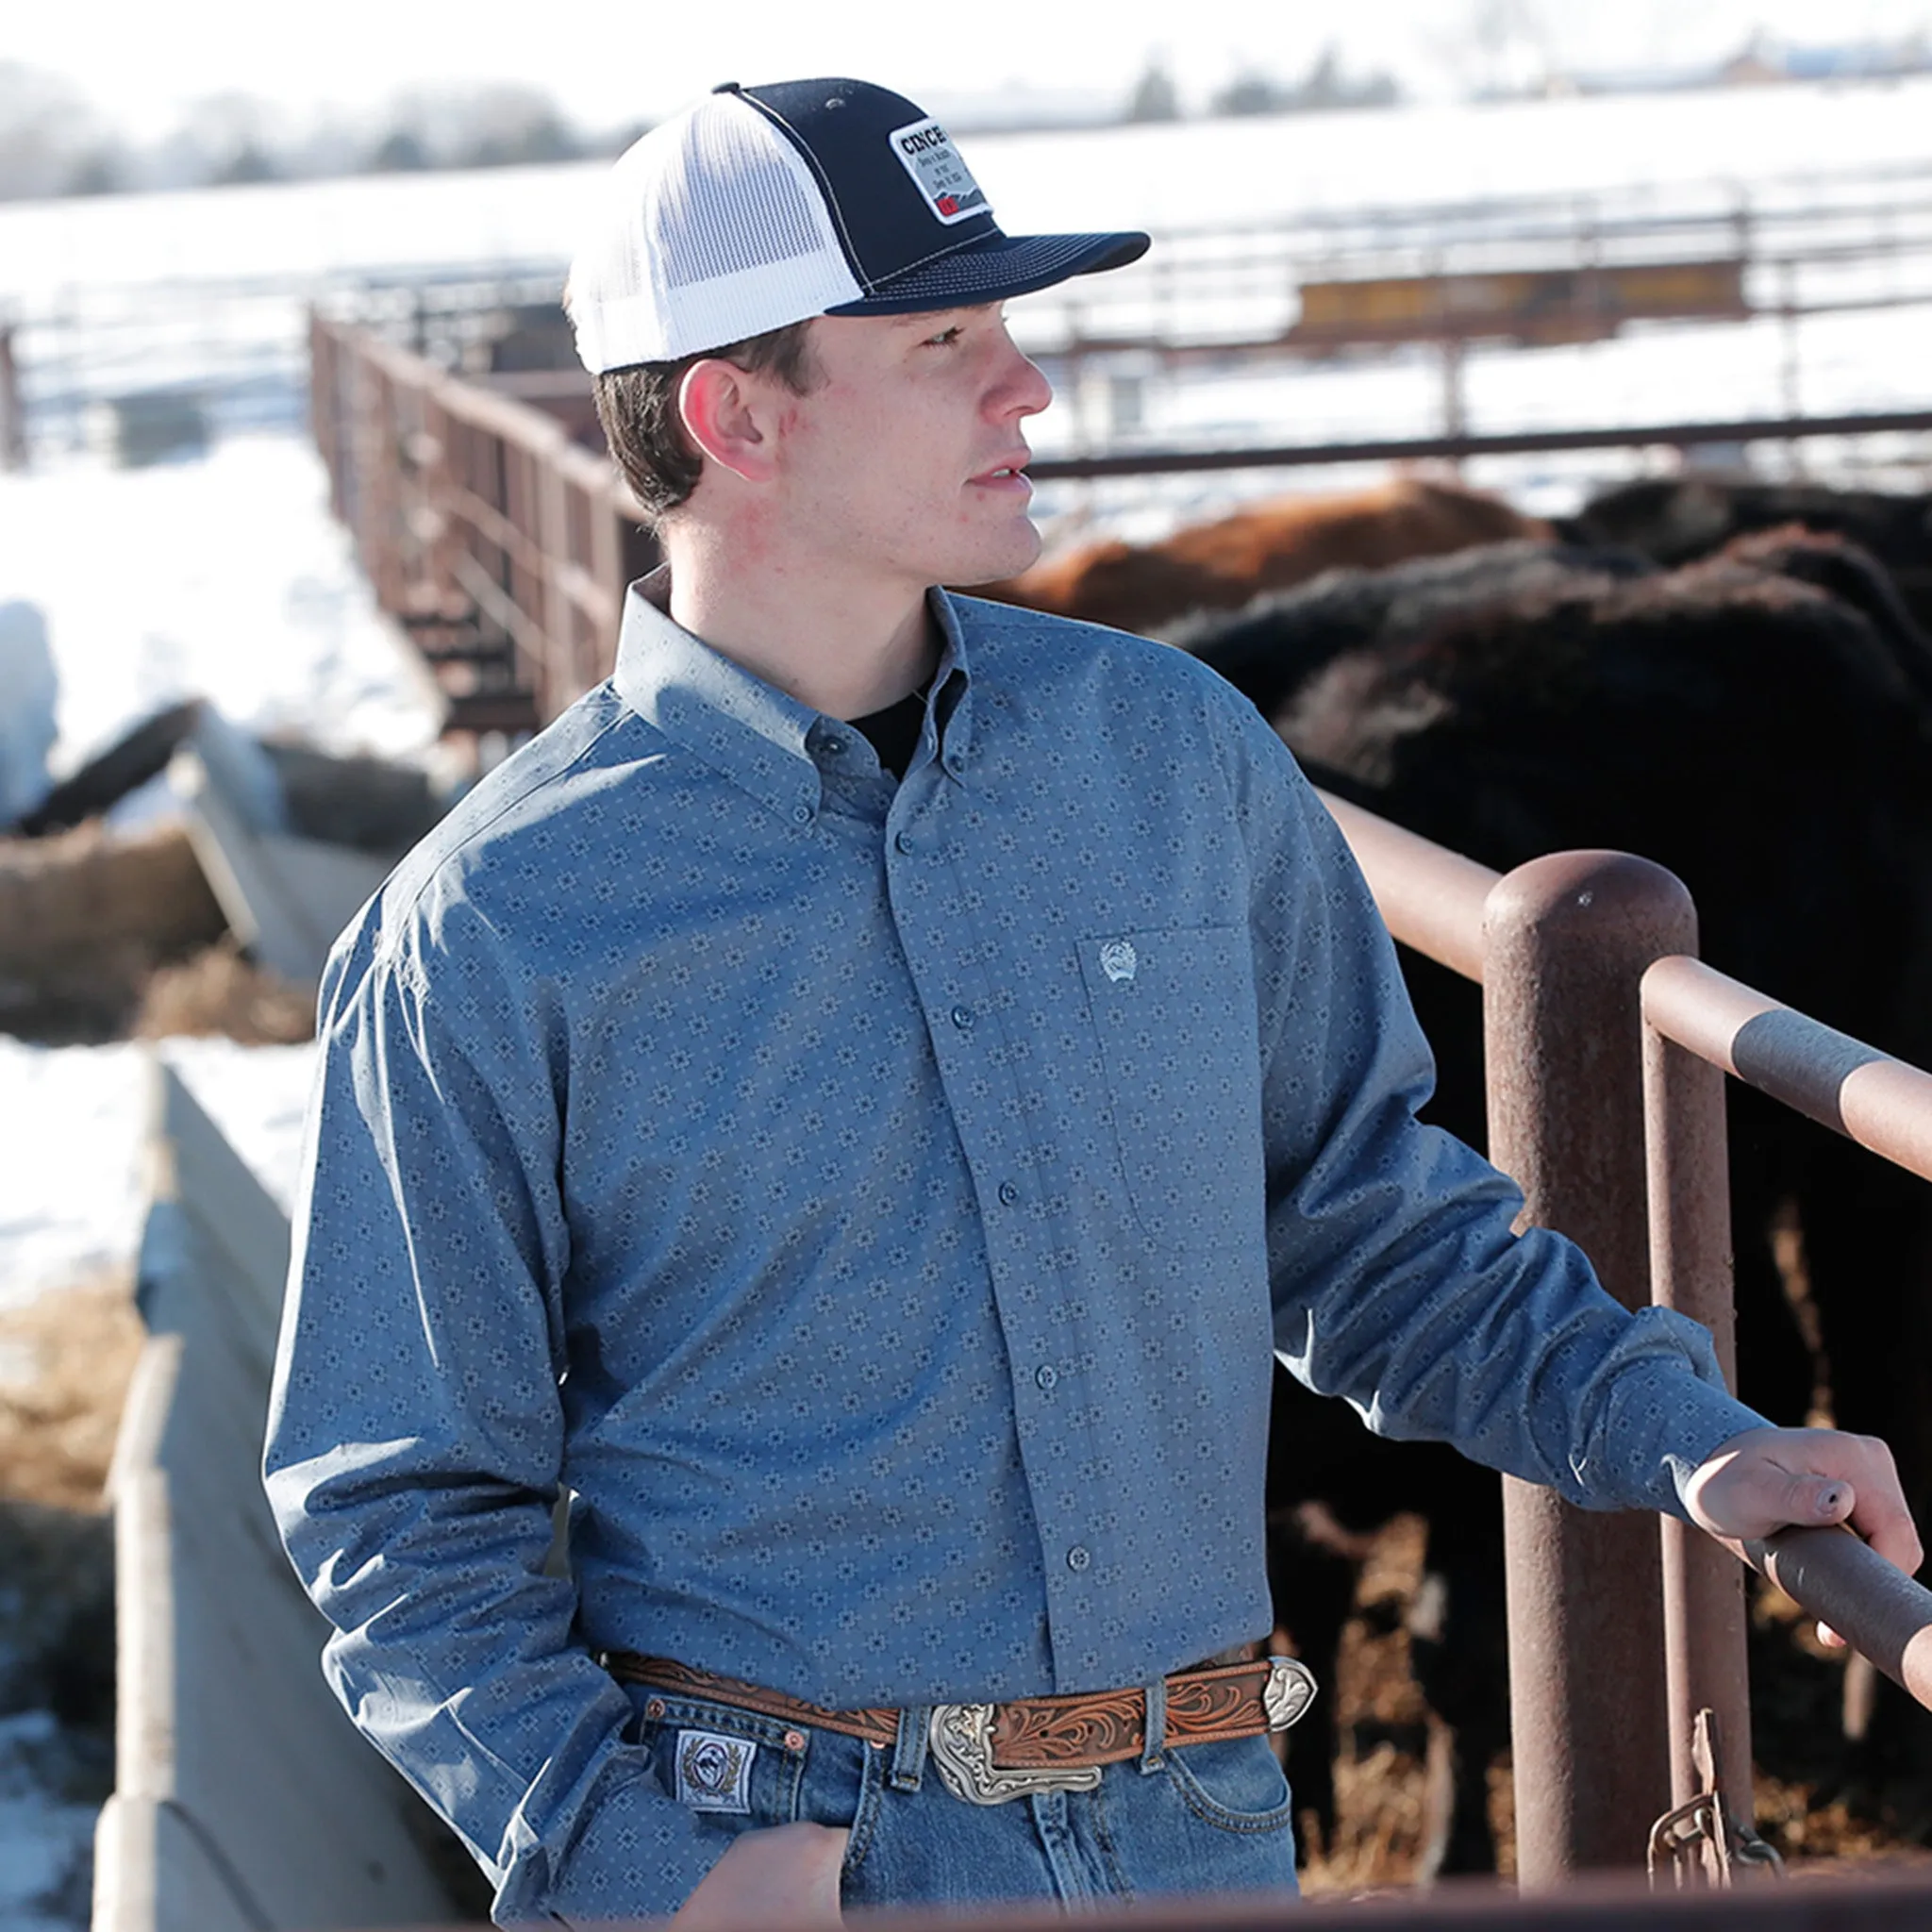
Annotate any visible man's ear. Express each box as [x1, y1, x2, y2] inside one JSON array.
[[678, 358, 780, 485]]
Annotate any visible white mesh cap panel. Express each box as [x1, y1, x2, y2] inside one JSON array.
[[568, 93, 865, 371]]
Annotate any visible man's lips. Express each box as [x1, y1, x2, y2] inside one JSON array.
[[970, 455, 1033, 490]]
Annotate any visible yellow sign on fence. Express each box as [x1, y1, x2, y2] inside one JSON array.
[[1291, 259, 1749, 347]]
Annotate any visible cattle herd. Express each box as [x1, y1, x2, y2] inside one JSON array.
[[981, 470, 1932, 1873]]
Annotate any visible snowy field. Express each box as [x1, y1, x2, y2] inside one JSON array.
[[5, 75, 1932, 1926], [10, 74, 1932, 296], [0, 432, 442, 1312], [0, 431, 441, 1273]]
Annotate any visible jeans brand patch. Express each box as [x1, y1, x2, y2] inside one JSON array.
[[675, 1729, 757, 1812]]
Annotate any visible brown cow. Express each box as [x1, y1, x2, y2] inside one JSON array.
[[974, 477, 1552, 632]]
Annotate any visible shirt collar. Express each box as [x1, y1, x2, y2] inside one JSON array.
[[611, 569, 977, 814]]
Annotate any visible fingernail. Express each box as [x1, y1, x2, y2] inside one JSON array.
[[1819, 1484, 1847, 1515]]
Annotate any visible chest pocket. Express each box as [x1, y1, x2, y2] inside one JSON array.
[[1077, 924, 1262, 1252]]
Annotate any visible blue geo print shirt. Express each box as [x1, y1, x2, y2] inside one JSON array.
[[264, 575, 1766, 1924]]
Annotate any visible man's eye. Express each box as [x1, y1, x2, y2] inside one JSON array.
[[924, 325, 964, 347]]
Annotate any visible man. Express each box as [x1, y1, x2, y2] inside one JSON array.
[[265, 78, 1920, 1928]]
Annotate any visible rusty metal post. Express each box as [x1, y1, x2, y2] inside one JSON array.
[[1642, 973, 1755, 1872], [1484, 852, 1698, 1885]]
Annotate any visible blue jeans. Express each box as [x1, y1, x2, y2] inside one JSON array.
[[625, 1681, 1301, 1912]]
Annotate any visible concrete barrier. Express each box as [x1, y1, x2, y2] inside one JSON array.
[[172, 746, 393, 991], [92, 1060, 472, 1932]]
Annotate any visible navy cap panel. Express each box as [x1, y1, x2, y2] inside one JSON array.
[[824, 230, 1152, 316], [738, 78, 1001, 294]]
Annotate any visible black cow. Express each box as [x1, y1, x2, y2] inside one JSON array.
[[1560, 475, 1932, 641], [1170, 529, 1932, 1872]]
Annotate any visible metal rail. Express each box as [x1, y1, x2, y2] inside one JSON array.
[[1025, 408, 1932, 480], [308, 321, 1932, 742], [309, 312, 654, 735], [1315, 790, 1932, 1890], [1644, 958, 1932, 1184]]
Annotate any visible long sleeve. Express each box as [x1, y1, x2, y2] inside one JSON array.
[[263, 896, 726, 1925], [1221, 699, 1769, 1515]]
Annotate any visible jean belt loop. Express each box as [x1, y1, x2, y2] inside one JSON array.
[[890, 1703, 931, 1791], [1140, 1675, 1168, 1774]]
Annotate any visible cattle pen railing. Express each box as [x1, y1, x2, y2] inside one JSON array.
[[1322, 796, 1932, 1890], [309, 312, 658, 738], [308, 313, 1932, 749]]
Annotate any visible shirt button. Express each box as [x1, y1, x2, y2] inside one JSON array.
[[1035, 1363, 1058, 1391], [792, 805, 811, 824], [1067, 1546, 1091, 1573], [998, 1180, 1019, 1207], [951, 1005, 974, 1029], [823, 737, 846, 757], [895, 830, 915, 855]]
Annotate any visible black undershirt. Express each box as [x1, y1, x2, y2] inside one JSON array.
[[848, 688, 927, 782]]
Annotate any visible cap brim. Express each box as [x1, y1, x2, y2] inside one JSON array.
[[823, 230, 1150, 316]]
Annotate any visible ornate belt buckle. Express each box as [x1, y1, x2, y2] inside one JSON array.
[[1263, 1656, 1319, 1731], [927, 1703, 1104, 1805]]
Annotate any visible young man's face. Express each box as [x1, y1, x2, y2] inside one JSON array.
[[765, 303, 1054, 597]]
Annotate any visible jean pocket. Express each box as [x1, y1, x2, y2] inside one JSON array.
[[1161, 1735, 1296, 1834], [836, 1735, 885, 1895], [1077, 924, 1263, 1251], [625, 1689, 808, 1829]]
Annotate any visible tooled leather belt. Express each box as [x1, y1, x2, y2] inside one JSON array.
[[601, 1649, 1319, 1807]]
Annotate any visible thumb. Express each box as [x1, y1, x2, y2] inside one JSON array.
[[1795, 1476, 1856, 1526]]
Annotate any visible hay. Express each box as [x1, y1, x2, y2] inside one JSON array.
[[135, 937, 314, 1043], [0, 1274, 144, 1516], [0, 821, 222, 962], [0, 822, 226, 1042], [0, 1274, 141, 1751]]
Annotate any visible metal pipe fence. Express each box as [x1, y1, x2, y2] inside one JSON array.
[[309, 312, 654, 736], [1321, 791, 1932, 1890], [308, 316, 1932, 749]]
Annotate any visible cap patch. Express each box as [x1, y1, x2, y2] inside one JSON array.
[[888, 116, 989, 225]]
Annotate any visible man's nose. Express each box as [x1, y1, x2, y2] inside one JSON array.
[[990, 340, 1054, 419]]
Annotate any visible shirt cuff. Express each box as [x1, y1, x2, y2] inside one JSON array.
[[1586, 1307, 1774, 1521], [495, 1754, 729, 1926]]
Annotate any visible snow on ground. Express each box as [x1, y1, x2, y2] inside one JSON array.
[[0, 431, 410, 1314], [0, 433, 446, 791], [0, 1035, 315, 1314], [10, 75, 1932, 303], [0, 429, 430, 1304], [0, 1708, 99, 1932]]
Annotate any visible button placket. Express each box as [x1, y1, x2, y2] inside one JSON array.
[[891, 819, 1084, 1637]]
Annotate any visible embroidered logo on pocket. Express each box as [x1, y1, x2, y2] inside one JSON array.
[[1099, 939, 1138, 984], [675, 1730, 757, 1813]]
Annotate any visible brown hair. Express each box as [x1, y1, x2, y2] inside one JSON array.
[[590, 320, 821, 523]]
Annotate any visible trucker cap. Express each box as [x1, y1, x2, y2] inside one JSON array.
[[566, 77, 1150, 374]]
